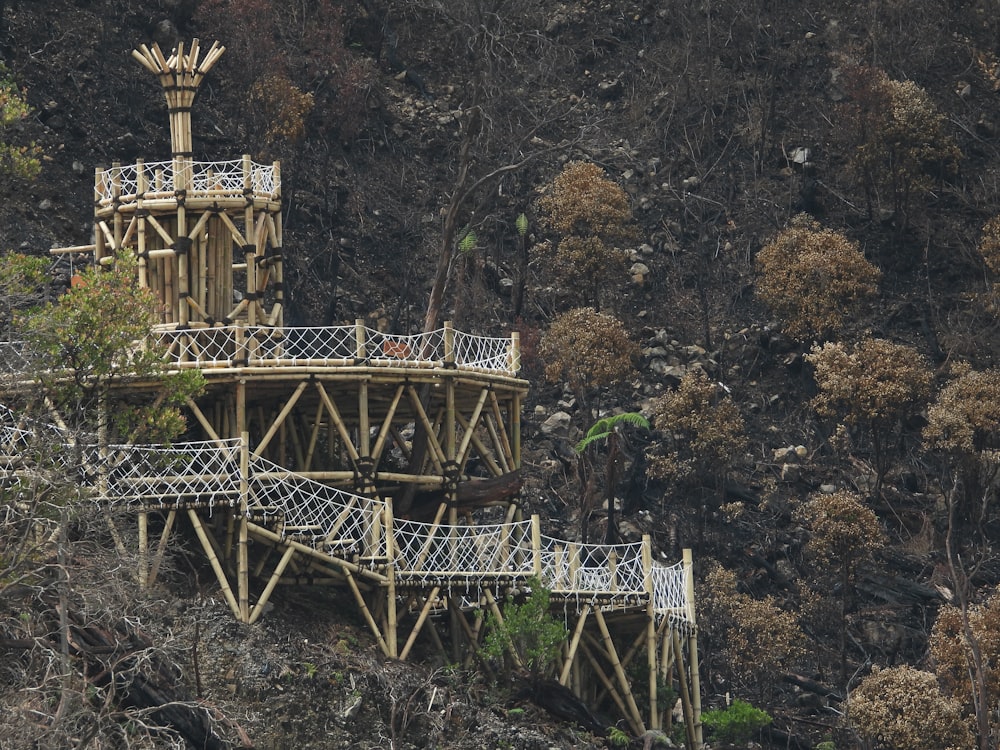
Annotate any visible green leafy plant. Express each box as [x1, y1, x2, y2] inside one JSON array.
[[576, 412, 650, 544], [607, 725, 630, 747], [482, 578, 568, 678], [0, 64, 42, 180], [701, 699, 771, 744]]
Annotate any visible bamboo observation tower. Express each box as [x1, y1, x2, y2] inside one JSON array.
[[3, 40, 702, 744]]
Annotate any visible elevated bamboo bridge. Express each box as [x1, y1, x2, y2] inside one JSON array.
[[0, 39, 703, 743]]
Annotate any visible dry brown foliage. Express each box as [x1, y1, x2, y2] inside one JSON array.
[[755, 215, 881, 341], [796, 490, 883, 568], [539, 307, 637, 394], [930, 589, 1000, 712], [647, 370, 747, 489], [535, 162, 634, 309], [849, 665, 973, 750], [700, 565, 805, 700], [978, 215, 1000, 277]]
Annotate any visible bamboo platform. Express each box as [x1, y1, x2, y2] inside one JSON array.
[[5, 37, 704, 745]]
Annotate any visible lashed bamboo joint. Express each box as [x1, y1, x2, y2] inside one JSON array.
[[24, 39, 703, 745]]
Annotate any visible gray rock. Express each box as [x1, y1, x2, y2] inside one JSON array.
[[539, 411, 572, 437]]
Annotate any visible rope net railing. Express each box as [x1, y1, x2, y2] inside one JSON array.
[[95, 159, 279, 205], [392, 518, 534, 581], [97, 439, 243, 508], [537, 533, 647, 605], [4, 326, 520, 376], [246, 455, 383, 555], [155, 325, 519, 375]]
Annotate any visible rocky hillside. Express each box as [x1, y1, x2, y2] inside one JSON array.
[[4, 0, 1000, 748]]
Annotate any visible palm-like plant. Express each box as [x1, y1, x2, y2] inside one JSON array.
[[575, 412, 649, 544]]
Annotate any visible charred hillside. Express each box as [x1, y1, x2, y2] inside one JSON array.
[[3, 0, 1000, 748]]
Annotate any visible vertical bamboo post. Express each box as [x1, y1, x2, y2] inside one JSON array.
[[112, 161, 124, 253], [135, 160, 149, 291], [238, 430, 250, 622], [94, 167, 106, 264], [355, 318, 366, 360], [138, 511, 149, 587], [683, 547, 702, 748], [384, 503, 398, 658], [240, 155, 255, 326], [443, 321, 454, 366], [644, 534, 659, 730], [531, 514, 542, 578], [509, 331, 520, 373]]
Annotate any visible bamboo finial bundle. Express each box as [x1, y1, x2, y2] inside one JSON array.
[[131, 39, 226, 166]]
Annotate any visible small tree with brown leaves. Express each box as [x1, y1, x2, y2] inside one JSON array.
[[807, 338, 932, 500], [796, 490, 883, 684], [700, 565, 805, 703], [843, 65, 960, 226], [923, 365, 1000, 528], [647, 371, 747, 510], [849, 665, 974, 750], [535, 162, 634, 310], [539, 307, 637, 410], [930, 591, 1000, 749], [755, 215, 881, 341]]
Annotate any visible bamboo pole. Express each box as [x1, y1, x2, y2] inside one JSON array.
[[384, 503, 398, 657], [314, 381, 362, 464], [455, 387, 490, 468], [188, 509, 241, 619], [138, 511, 149, 587], [248, 545, 296, 624], [578, 636, 634, 734], [251, 380, 307, 459], [673, 628, 697, 750], [147, 509, 177, 587], [238, 431, 250, 621], [399, 586, 441, 661], [344, 569, 391, 657], [559, 604, 591, 687], [594, 607, 645, 734]]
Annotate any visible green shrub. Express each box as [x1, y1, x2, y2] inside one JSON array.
[[701, 699, 771, 744], [482, 578, 568, 678]]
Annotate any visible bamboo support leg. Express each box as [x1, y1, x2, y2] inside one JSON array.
[[344, 569, 391, 657], [147, 509, 177, 587], [559, 604, 591, 687], [672, 629, 697, 750], [188, 510, 242, 619], [249, 545, 296, 624], [399, 586, 441, 661], [138, 511, 148, 587], [594, 608, 645, 734]]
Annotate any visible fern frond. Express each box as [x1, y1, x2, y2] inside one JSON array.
[[575, 412, 650, 452]]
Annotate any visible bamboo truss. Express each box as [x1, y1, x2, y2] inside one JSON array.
[[24, 37, 704, 747]]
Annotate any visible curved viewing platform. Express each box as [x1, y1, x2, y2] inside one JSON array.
[[94, 157, 280, 213], [0, 323, 523, 378]]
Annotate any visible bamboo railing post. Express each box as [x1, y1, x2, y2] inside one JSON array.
[[531, 514, 542, 578], [112, 161, 124, 253], [643, 534, 659, 730], [443, 321, 454, 366], [683, 547, 703, 748], [509, 331, 520, 373], [355, 319, 366, 361], [238, 430, 250, 622], [138, 510, 149, 587], [384, 503, 398, 657], [94, 167, 106, 264]]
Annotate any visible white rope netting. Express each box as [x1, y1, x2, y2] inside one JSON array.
[[247, 455, 382, 555], [95, 159, 279, 204], [392, 518, 533, 581], [97, 439, 242, 508]]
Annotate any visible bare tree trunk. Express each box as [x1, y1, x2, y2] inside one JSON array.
[[946, 481, 994, 750]]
